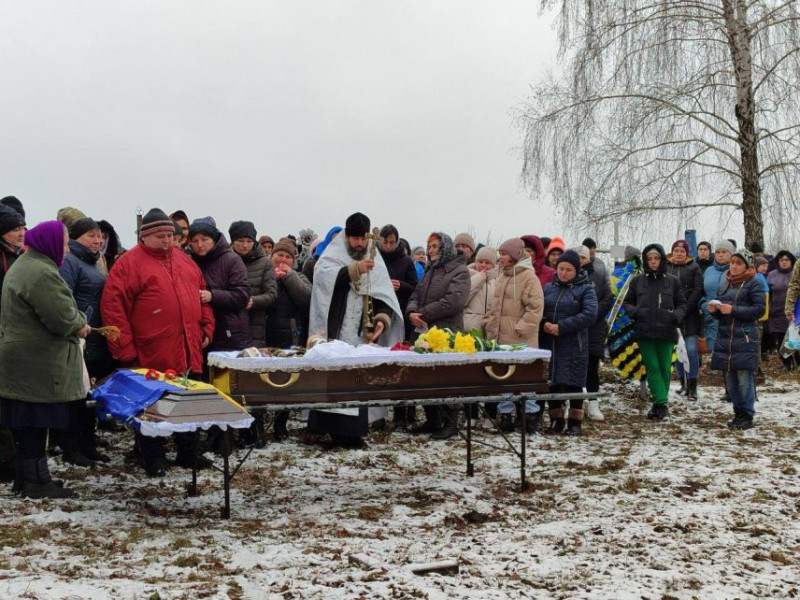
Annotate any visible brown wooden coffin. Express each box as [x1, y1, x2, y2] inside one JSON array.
[[211, 360, 548, 406]]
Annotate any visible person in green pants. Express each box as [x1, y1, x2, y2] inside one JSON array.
[[623, 244, 687, 421]]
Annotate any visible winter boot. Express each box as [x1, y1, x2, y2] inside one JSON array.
[[20, 457, 74, 499], [654, 404, 669, 421], [731, 413, 754, 430], [546, 405, 566, 434], [409, 406, 444, 435], [585, 400, 604, 421], [273, 410, 289, 442], [727, 409, 744, 430], [498, 413, 515, 433], [525, 410, 542, 435], [431, 407, 460, 440], [676, 379, 686, 395], [565, 408, 584, 437], [687, 379, 698, 401]]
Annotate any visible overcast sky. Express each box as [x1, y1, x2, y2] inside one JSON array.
[[0, 1, 561, 249]]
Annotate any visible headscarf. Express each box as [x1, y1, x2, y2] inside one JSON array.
[[313, 226, 343, 258], [24, 220, 67, 266], [427, 232, 457, 267]]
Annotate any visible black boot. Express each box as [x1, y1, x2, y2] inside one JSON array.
[[525, 411, 542, 435], [498, 413, 515, 433], [20, 457, 74, 499], [408, 406, 444, 435], [565, 408, 584, 436], [686, 379, 698, 401], [273, 411, 289, 442], [545, 405, 565, 434], [677, 379, 686, 395], [430, 407, 460, 440]]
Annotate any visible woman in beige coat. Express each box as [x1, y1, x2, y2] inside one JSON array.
[[483, 238, 544, 432], [463, 246, 498, 334]]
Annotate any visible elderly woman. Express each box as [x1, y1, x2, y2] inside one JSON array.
[[0, 221, 91, 498], [189, 217, 252, 354], [55, 217, 117, 466], [710, 248, 766, 430], [229, 220, 277, 348], [766, 251, 797, 369], [407, 232, 470, 439], [540, 250, 598, 436]]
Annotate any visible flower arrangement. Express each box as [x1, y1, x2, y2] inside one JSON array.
[[411, 327, 527, 354]]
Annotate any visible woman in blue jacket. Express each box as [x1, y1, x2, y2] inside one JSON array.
[[540, 251, 598, 436], [709, 248, 766, 430]]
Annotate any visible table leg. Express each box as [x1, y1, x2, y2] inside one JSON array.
[[520, 397, 528, 491], [466, 403, 474, 477], [221, 429, 231, 519]]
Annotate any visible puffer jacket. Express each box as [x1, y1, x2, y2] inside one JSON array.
[[623, 244, 687, 343], [407, 233, 470, 331], [584, 261, 613, 357], [60, 240, 112, 363], [192, 235, 252, 351], [666, 255, 704, 337], [463, 266, 498, 334], [701, 261, 730, 315], [711, 272, 766, 372], [265, 271, 312, 348], [233, 244, 277, 346], [767, 251, 795, 334], [520, 235, 555, 288], [483, 257, 543, 345], [540, 269, 598, 387]]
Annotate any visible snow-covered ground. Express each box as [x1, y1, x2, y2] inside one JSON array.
[[1, 374, 799, 600]]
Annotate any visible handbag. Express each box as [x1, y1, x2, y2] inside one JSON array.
[[698, 336, 709, 355]]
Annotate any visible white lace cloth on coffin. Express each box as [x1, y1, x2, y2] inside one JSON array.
[[137, 415, 255, 438], [207, 340, 551, 373]]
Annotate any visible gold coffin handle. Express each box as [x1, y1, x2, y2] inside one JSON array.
[[259, 372, 300, 389], [484, 364, 516, 381]]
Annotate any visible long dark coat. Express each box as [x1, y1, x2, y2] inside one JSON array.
[[623, 244, 687, 343], [711, 274, 766, 372], [265, 271, 312, 348], [541, 270, 598, 388], [584, 262, 613, 358], [406, 255, 470, 331], [665, 256, 704, 337], [193, 235, 252, 351], [234, 245, 277, 346]]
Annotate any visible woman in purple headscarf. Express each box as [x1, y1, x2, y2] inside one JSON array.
[[0, 221, 91, 499]]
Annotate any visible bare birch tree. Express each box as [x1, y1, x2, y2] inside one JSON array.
[[519, 0, 800, 247]]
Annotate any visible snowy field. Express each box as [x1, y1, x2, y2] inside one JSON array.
[[1, 372, 799, 600]]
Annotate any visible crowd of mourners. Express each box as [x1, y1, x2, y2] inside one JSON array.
[[0, 194, 797, 499]]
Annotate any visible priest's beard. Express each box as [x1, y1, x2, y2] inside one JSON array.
[[346, 244, 367, 261]]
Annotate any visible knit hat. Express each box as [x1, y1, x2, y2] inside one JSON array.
[[229, 220, 257, 242], [754, 256, 769, 269], [453, 232, 476, 252], [344, 212, 370, 237], [733, 247, 755, 268], [749, 241, 765, 254], [411, 245, 425, 256], [0, 204, 25, 236], [170, 210, 189, 223], [475, 246, 497, 265], [624, 246, 640, 262], [272, 237, 297, 258], [557, 250, 581, 273], [56, 207, 87, 230], [714, 239, 735, 254], [188, 216, 220, 240], [581, 237, 597, 249], [498, 238, 526, 262], [572, 245, 591, 261], [546, 236, 566, 254], [672, 240, 690, 253], [139, 208, 175, 238], [258, 235, 274, 245], [69, 217, 100, 240], [0, 196, 25, 218]]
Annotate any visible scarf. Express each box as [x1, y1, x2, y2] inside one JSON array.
[[24, 220, 67, 266], [726, 265, 755, 286]]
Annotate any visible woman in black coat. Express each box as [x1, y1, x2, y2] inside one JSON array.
[[666, 240, 704, 400]]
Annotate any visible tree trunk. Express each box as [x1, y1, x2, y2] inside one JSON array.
[[725, 0, 764, 248]]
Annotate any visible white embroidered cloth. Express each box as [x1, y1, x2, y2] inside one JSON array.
[[138, 416, 255, 438], [208, 340, 550, 373]]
